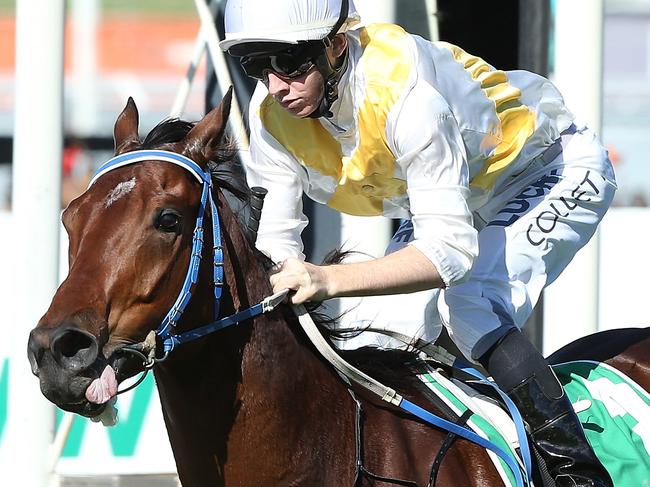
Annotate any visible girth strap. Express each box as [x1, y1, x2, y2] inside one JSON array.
[[428, 409, 472, 487]]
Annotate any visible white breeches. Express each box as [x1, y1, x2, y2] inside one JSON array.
[[338, 126, 617, 360]]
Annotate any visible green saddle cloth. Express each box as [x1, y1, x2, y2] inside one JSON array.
[[419, 360, 650, 487], [554, 360, 650, 487]]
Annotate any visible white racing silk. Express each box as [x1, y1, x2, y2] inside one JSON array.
[[245, 24, 574, 287]]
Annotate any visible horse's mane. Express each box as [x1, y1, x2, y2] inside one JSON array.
[[139, 118, 423, 371], [139, 118, 195, 151], [138, 118, 246, 201]]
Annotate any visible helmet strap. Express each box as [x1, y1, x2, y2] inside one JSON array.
[[306, 0, 351, 119], [307, 41, 348, 119]]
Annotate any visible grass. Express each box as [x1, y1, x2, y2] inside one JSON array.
[[0, 0, 196, 16], [102, 0, 195, 16], [0, 0, 12, 14]]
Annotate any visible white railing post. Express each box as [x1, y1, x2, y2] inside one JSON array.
[[544, 0, 604, 354], [3, 0, 65, 485]]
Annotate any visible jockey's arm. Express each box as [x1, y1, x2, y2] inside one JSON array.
[[270, 244, 443, 304], [245, 87, 311, 262]]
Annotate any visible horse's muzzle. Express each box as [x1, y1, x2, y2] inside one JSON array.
[[27, 325, 105, 413]]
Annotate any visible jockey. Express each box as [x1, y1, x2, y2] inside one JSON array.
[[220, 1, 616, 486]]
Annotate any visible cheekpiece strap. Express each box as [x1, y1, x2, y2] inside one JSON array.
[[209, 191, 223, 319]]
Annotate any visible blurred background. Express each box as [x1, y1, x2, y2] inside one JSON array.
[[0, 0, 207, 210], [0, 0, 649, 486]]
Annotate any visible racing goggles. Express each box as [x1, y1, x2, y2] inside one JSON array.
[[238, 42, 326, 81]]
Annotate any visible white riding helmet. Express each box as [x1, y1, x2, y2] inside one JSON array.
[[219, 0, 361, 52], [221, 0, 360, 118]]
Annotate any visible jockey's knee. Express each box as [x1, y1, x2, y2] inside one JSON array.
[[471, 323, 516, 361]]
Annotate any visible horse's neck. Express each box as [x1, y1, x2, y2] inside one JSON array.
[[157, 191, 353, 485], [156, 191, 351, 482], [214, 190, 343, 416]]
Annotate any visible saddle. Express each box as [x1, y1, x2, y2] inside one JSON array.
[[399, 331, 650, 487]]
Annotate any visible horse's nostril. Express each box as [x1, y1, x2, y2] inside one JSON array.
[[56, 332, 92, 358], [50, 327, 99, 370]]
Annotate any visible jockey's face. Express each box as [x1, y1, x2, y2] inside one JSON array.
[[266, 67, 325, 118], [265, 34, 347, 118]]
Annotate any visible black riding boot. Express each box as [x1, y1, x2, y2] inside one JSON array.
[[478, 329, 613, 487]]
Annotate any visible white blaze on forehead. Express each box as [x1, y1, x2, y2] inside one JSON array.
[[105, 177, 136, 207]]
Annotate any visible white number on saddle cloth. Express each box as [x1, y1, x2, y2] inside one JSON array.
[[550, 360, 650, 486]]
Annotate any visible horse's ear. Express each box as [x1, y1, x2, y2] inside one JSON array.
[[181, 87, 233, 166], [113, 97, 141, 155]]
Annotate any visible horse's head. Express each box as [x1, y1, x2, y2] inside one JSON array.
[[27, 91, 234, 418]]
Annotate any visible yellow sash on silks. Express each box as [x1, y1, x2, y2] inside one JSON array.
[[437, 42, 536, 192], [260, 25, 536, 215], [260, 24, 410, 217]]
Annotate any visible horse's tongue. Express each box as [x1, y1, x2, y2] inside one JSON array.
[[85, 365, 118, 404]]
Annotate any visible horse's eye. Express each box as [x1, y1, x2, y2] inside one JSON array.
[[156, 210, 182, 233]]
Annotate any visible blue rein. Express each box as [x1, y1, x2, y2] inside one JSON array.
[[90, 149, 281, 357]]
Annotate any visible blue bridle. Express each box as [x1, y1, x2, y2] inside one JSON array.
[[90, 150, 286, 357]]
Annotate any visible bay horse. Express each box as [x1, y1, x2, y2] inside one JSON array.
[[27, 90, 650, 487]]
